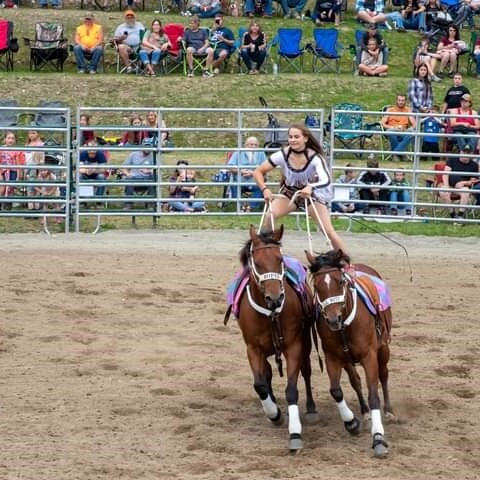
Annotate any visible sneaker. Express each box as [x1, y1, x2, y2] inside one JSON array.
[[78, 69, 85, 74], [187, 69, 193, 77], [384, 21, 392, 30], [432, 74, 442, 82], [89, 70, 97, 74], [390, 208, 398, 215], [406, 209, 412, 216], [213, 67, 220, 75], [362, 207, 370, 214], [126, 66, 133, 74], [293, 11, 301, 19], [202, 70, 213, 77]]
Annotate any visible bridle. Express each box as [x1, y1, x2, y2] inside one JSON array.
[[247, 243, 285, 317]]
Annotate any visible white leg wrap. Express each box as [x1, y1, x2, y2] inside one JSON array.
[[336, 399, 354, 422], [288, 405, 302, 435], [261, 395, 279, 419], [371, 409, 384, 436]]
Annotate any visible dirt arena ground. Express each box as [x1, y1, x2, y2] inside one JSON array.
[[1, 230, 479, 480]]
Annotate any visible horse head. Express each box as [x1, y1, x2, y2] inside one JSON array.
[[247, 224, 285, 312], [306, 249, 350, 332]]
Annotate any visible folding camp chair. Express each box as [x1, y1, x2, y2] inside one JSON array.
[[467, 30, 478, 76], [0, 99, 19, 127], [182, 27, 211, 76], [272, 28, 305, 73], [0, 19, 17, 72], [24, 23, 68, 72], [163, 23, 185, 74], [306, 28, 343, 74], [113, 30, 146, 74], [325, 103, 381, 158]]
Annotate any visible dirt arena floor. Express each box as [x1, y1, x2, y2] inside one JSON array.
[[1, 230, 479, 480]]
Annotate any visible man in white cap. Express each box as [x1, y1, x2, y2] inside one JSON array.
[[73, 12, 104, 74]]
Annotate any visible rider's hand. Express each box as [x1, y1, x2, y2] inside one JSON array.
[[299, 185, 312, 198], [262, 187, 273, 202]]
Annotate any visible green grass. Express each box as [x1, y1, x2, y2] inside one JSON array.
[[0, 4, 479, 236]]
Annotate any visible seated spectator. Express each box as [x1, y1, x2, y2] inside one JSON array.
[[331, 163, 361, 213], [413, 37, 441, 82], [143, 111, 169, 146], [472, 34, 480, 79], [240, 21, 267, 75], [0, 131, 25, 206], [25, 130, 45, 213], [309, 0, 342, 25], [389, 169, 411, 215], [76, 113, 96, 145], [408, 63, 433, 113], [381, 93, 416, 162], [227, 136, 266, 212], [449, 93, 480, 152], [453, 0, 479, 29], [355, 0, 405, 31], [34, 161, 61, 224], [400, 0, 427, 32], [169, 160, 206, 212], [357, 156, 391, 214], [244, 0, 273, 18], [358, 38, 388, 77], [38, 0, 60, 8], [421, 105, 445, 161], [183, 15, 214, 78], [436, 25, 465, 78], [120, 114, 146, 146], [358, 23, 388, 64], [210, 13, 235, 75], [189, 0, 222, 18], [121, 144, 155, 210], [139, 19, 171, 77], [73, 12, 104, 75], [113, 10, 145, 73], [439, 146, 480, 219], [424, 0, 443, 32], [280, 0, 307, 19], [79, 140, 107, 197]]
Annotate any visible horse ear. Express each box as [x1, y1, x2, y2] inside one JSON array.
[[273, 224, 284, 242], [249, 224, 258, 240], [305, 250, 316, 265]]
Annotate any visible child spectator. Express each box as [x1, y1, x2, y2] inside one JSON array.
[[0, 131, 25, 207], [34, 163, 61, 224], [169, 160, 207, 212], [120, 114, 146, 146], [358, 38, 388, 77], [389, 169, 411, 215], [421, 105, 445, 161], [331, 163, 361, 213]]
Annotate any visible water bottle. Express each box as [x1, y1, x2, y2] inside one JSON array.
[[272, 63, 278, 75]]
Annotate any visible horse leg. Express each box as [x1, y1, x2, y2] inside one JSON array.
[[378, 344, 394, 418], [300, 329, 318, 418], [285, 346, 303, 453], [326, 356, 361, 435], [363, 351, 388, 458], [344, 363, 369, 418]]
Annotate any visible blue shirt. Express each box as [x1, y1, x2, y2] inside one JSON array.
[[423, 116, 442, 143]]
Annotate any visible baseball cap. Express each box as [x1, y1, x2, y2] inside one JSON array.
[[461, 93, 472, 102], [84, 12, 94, 20], [124, 9, 135, 17]]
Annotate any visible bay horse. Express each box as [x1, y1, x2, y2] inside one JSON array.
[[305, 249, 393, 458], [225, 225, 317, 452]]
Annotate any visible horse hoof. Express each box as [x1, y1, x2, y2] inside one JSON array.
[[344, 417, 361, 435], [384, 411, 397, 423], [372, 433, 389, 458], [303, 411, 320, 425], [289, 433, 303, 453], [269, 410, 283, 426]]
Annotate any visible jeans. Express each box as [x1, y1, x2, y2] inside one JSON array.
[[244, 0, 273, 15], [39, 0, 59, 5], [475, 53, 480, 75], [190, 5, 222, 17], [81, 172, 106, 196], [455, 134, 477, 152], [402, 13, 427, 31], [138, 49, 165, 65], [240, 48, 267, 70], [389, 190, 411, 211], [386, 130, 414, 153], [311, 2, 341, 22], [229, 184, 263, 210], [472, 183, 480, 205], [279, 0, 307, 14], [385, 11, 404, 28], [73, 45, 103, 72], [170, 200, 205, 211], [125, 180, 155, 206]]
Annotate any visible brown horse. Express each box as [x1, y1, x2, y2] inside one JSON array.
[[305, 249, 393, 458], [226, 225, 317, 452]]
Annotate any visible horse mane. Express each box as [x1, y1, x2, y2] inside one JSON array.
[[239, 231, 282, 267], [308, 249, 351, 274]]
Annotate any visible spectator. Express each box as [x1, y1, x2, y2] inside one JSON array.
[[408, 63, 434, 113], [400, 0, 427, 32], [436, 24, 464, 78], [121, 144, 155, 210], [442, 72, 470, 113], [78, 113, 96, 145], [280, 0, 307, 19], [381, 93, 416, 162], [169, 160, 207, 212], [355, 0, 405, 31], [0, 131, 25, 206], [453, 0, 480, 30], [389, 169, 411, 215], [358, 37, 388, 77], [357, 156, 391, 214], [331, 163, 361, 213], [413, 36, 441, 82], [79, 140, 107, 198], [424, 0, 443, 32], [244, 0, 273, 18], [227, 136, 266, 212], [183, 15, 214, 78], [449, 93, 480, 152], [421, 105, 445, 161], [120, 114, 146, 146], [210, 13, 235, 75], [309, 0, 342, 25], [240, 21, 267, 75], [143, 111, 169, 146], [439, 145, 480, 219], [472, 34, 480, 79], [113, 10, 145, 73], [252, 123, 348, 254], [189, 0, 222, 18], [38, 0, 60, 8], [73, 12, 104, 75], [139, 19, 171, 77], [25, 130, 45, 213], [34, 161, 61, 224]]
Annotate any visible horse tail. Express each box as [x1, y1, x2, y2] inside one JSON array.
[[310, 313, 324, 373], [223, 305, 232, 326]]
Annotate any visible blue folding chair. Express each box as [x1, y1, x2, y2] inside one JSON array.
[[273, 28, 305, 73], [306, 28, 343, 74]]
